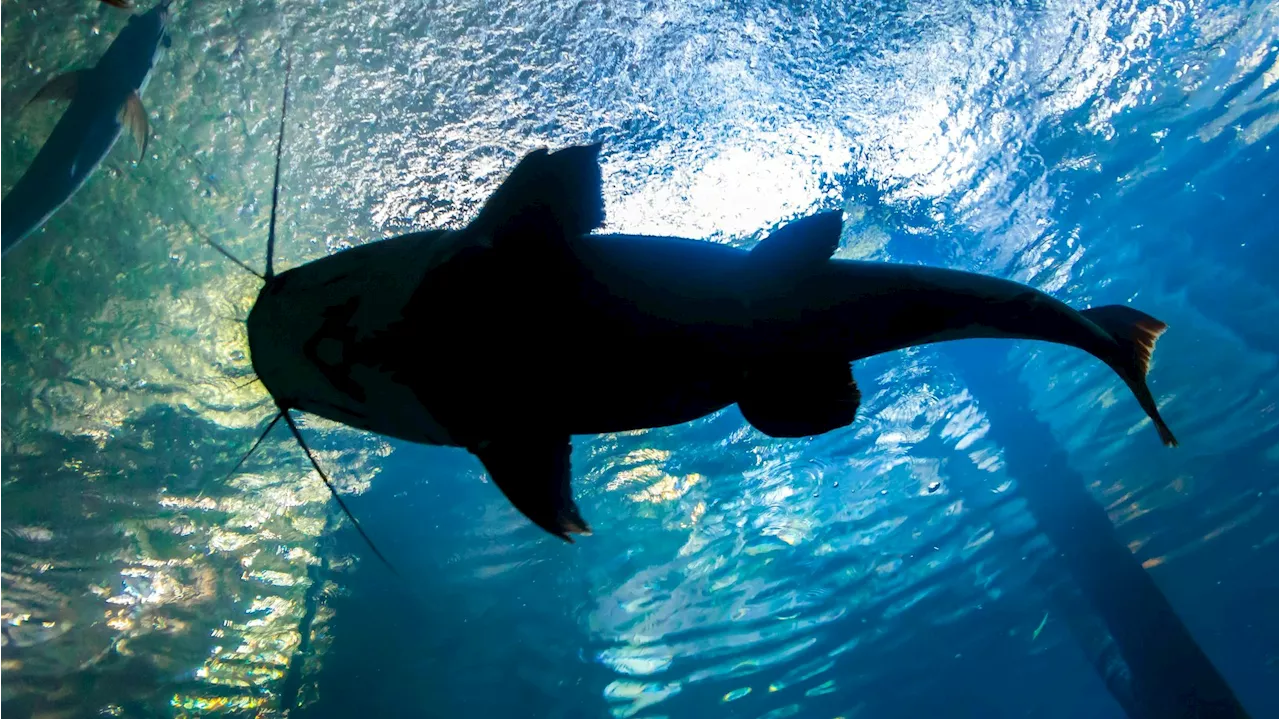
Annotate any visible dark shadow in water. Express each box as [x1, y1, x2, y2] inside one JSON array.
[[948, 341, 1256, 719]]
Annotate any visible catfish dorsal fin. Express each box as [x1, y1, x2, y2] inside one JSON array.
[[468, 143, 606, 251], [120, 92, 149, 161], [23, 70, 87, 111]]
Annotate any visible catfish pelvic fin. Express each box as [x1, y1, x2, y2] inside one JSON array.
[[472, 435, 591, 542], [24, 70, 87, 110], [469, 143, 606, 252], [120, 92, 149, 161], [740, 361, 861, 438]]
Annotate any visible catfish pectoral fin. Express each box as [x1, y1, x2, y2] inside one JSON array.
[[472, 435, 592, 541]]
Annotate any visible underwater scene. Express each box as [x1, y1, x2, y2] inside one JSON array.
[[0, 0, 1276, 717]]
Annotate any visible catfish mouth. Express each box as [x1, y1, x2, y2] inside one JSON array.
[[245, 282, 301, 410], [246, 276, 376, 426]]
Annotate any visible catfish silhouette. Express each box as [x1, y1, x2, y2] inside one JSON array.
[[224, 67, 1175, 570]]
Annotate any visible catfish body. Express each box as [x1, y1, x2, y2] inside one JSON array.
[[0, 0, 170, 255], [248, 144, 1175, 541]]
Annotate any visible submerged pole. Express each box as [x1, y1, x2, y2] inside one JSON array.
[[948, 343, 1250, 719]]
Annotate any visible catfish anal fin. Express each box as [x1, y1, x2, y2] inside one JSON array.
[[740, 362, 860, 438], [24, 70, 87, 111], [472, 435, 591, 541], [120, 92, 149, 161]]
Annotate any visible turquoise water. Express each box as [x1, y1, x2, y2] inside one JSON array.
[[1, 0, 1275, 717]]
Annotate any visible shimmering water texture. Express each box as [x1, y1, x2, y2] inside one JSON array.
[[1, 0, 1276, 717]]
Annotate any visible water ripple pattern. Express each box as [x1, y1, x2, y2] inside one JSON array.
[[0, 0, 1275, 716]]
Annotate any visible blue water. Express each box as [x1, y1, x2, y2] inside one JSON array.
[[296, 0, 1278, 713], [0, 0, 1275, 717]]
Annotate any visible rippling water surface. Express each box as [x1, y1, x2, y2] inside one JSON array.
[[1, 0, 1275, 716]]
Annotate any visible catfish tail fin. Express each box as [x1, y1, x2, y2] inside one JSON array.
[[1081, 305, 1177, 447]]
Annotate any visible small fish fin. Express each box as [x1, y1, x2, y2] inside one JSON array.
[[472, 435, 591, 542], [97, 0, 135, 9], [469, 143, 606, 252], [739, 361, 860, 438], [24, 70, 87, 110], [120, 92, 149, 161], [1082, 305, 1177, 447]]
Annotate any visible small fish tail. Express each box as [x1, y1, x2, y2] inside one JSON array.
[[1081, 305, 1177, 447]]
